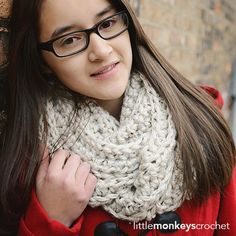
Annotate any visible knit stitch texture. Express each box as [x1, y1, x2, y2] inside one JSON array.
[[40, 73, 186, 221]]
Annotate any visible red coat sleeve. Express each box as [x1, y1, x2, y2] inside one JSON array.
[[201, 86, 235, 235], [215, 167, 236, 236], [200, 85, 224, 109], [18, 190, 84, 236]]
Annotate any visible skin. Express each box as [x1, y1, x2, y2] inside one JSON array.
[[39, 0, 133, 119], [36, 0, 133, 227], [36, 148, 96, 227]]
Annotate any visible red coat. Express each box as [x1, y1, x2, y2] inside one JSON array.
[[18, 87, 236, 236]]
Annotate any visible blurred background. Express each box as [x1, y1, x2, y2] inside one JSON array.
[[0, 0, 236, 140], [0, 0, 9, 67], [129, 0, 236, 141]]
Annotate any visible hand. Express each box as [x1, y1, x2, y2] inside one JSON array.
[[36, 147, 97, 227]]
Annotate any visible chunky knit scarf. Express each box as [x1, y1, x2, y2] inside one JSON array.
[[41, 73, 187, 221]]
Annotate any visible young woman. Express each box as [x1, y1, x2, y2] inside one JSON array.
[[0, 0, 235, 235]]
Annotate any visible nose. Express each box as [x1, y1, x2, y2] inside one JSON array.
[[88, 33, 113, 62]]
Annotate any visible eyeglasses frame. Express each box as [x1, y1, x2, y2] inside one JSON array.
[[38, 10, 129, 58]]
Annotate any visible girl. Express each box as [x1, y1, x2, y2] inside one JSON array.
[[0, 0, 235, 235]]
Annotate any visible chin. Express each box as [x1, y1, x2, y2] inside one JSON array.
[[99, 92, 125, 101]]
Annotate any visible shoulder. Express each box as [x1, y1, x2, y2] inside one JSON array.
[[200, 85, 224, 109]]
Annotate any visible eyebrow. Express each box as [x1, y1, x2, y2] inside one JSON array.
[[51, 5, 113, 39]]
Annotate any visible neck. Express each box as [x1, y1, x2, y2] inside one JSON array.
[[95, 95, 124, 121]]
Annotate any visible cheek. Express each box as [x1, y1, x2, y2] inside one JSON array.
[[123, 34, 133, 64], [43, 54, 86, 80]]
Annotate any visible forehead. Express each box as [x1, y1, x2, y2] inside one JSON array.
[[39, 0, 113, 39]]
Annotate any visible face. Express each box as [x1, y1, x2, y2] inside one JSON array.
[[39, 0, 132, 104]]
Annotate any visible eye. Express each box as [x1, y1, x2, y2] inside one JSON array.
[[99, 17, 118, 31], [63, 37, 79, 45], [62, 36, 82, 46], [57, 33, 85, 48]]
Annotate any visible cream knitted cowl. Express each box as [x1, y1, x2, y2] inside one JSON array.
[[40, 72, 187, 222]]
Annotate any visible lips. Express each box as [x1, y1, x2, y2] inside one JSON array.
[[91, 62, 119, 77]]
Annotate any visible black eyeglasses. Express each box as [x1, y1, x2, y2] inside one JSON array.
[[38, 10, 129, 58]]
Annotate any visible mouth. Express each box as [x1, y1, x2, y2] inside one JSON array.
[[90, 62, 119, 77]]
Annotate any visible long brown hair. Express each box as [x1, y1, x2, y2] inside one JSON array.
[[119, 0, 235, 194], [0, 0, 235, 235]]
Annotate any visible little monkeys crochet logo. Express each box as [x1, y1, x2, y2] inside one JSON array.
[[132, 212, 182, 234], [131, 212, 230, 234]]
